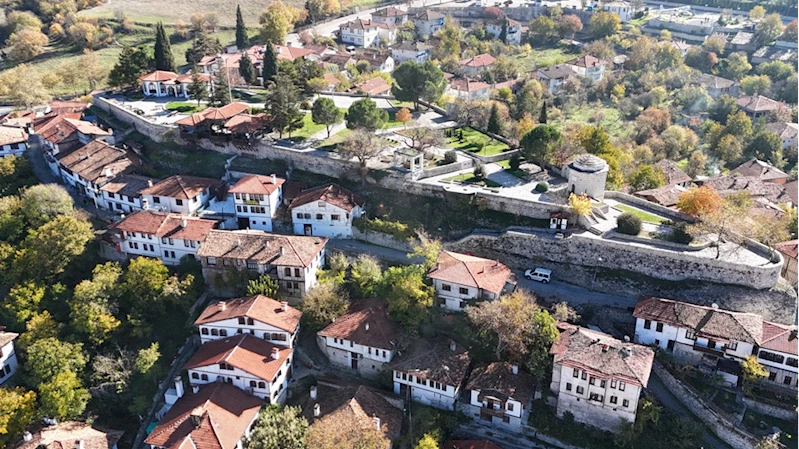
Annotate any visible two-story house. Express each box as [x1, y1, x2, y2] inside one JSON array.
[[485, 17, 521, 45], [340, 19, 396, 48], [391, 339, 471, 411], [139, 175, 221, 215], [765, 122, 798, 150], [0, 125, 28, 158], [0, 327, 19, 385], [57, 139, 137, 209], [197, 229, 328, 301], [290, 183, 366, 238], [33, 114, 113, 175], [633, 297, 798, 391], [195, 295, 302, 348], [458, 54, 496, 78], [99, 174, 156, 214], [736, 95, 788, 120], [412, 10, 445, 39], [603, 1, 632, 22], [145, 382, 262, 449], [465, 362, 534, 432], [230, 174, 285, 231], [692, 72, 740, 99], [730, 158, 790, 184], [391, 41, 433, 64], [550, 324, 654, 432], [427, 250, 514, 311], [371, 6, 408, 26], [112, 210, 218, 265], [446, 78, 491, 102], [536, 64, 576, 94], [317, 301, 402, 377], [565, 55, 610, 83], [18, 422, 122, 449], [185, 334, 293, 403]]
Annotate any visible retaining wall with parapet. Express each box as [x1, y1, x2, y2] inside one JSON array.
[[652, 363, 761, 449], [418, 159, 474, 179], [605, 191, 695, 223], [93, 96, 178, 143], [352, 228, 420, 253], [742, 397, 798, 422]]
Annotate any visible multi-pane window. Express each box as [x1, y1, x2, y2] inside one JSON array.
[[685, 330, 696, 340], [442, 284, 451, 291], [656, 322, 664, 332], [644, 320, 651, 329]]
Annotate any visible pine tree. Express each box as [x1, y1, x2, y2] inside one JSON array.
[[239, 54, 257, 85], [154, 22, 176, 72], [235, 5, 248, 50], [487, 103, 502, 136], [499, 19, 508, 43], [187, 65, 208, 106], [210, 71, 230, 106], [539, 101, 548, 124], [261, 42, 278, 86]]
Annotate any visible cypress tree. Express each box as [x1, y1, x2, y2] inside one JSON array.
[[235, 5, 248, 50], [154, 22, 176, 72], [487, 103, 502, 136], [261, 42, 278, 86], [499, 19, 508, 43], [539, 101, 548, 124], [239, 54, 257, 85]]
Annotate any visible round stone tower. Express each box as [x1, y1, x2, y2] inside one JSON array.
[[566, 154, 609, 201]]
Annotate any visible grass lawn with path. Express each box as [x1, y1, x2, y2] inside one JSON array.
[[165, 102, 206, 113], [318, 128, 352, 150], [615, 204, 668, 224], [287, 113, 327, 142], [496, 159, 527, 179], [558, 102, 631, 140], [447, 127, 510, 156], [442, 172, 501, 188]]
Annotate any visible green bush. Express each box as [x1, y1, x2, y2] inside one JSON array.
[[444, 150, 458, 164], [617, 213, 642, 235], [509, 153, 521, 170], [534, 182, 549, 193], [474, 163, 486, 180], [669, 221, 693, 244], [352, 217, 415, 241]]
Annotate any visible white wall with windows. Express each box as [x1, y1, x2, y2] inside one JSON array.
[[291, 201, 363, 238], [233, 187, 282, 232], [320, 335, 394, 377], [142, 189, 211, 215], [187, 355, 292, 404], [467, 389, 525, 431], [392, 370, 459, 410], [0, 142, 26, 158], [0, 338, 18, 385], [198, 316, 298, 348], [119, 230, 202, 265]]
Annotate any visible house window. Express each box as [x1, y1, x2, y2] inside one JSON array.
[[176, 199, 184, 206], [318, 201, 326, 207], [600, 380, 606, 388], [239, 317, 246, 325], [566, 383, 572, 391], [769, 372, 777, 381], [247, 261, 257, 269], [235, 193, 241, 200], [211, 329, 219, 336], [576, 386, 584, 394], [250, 380, 257, 387], [759, 350, 785, 364], [784, 376, 792, 385], [573, 369, 579, 378], [201, 374, 208, 380], [294, 268, 301, 277], [247, 318, 254, 325], [153, 197, 161, 203], [258, 381, 266, 388], [622, 399, 629, 407], [507, 403, 514, 411], [442, 284, 451, 291], [656, 322, 664, 332], [644, 320, 651, 329], [589, 377, 595, 386], [685, 330, 696, 340], [201, 328, 208, 335], [220, 329, 228, 337], [331, 214, 340, 221], [459, 287, 468, 295], [207, 257, 216, 266], [611, 379, 617, 388], [618, 382, 625, 391], [610, 396, 617, 404], [727, 341, 738, 351], [787, 358, 798, 367], [589, 393, 603, 402], [285, 268, 292, 276], [316, 214, 323, 220], [304, 213, 311, 219], [581, 372, 587, 380], [502, 416, 510, 423], [296, 213, 303, 219], [161, 237, 168, 244], [192, 372, 199, 379]]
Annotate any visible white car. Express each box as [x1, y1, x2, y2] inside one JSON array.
[[524, 268, 551, 283]]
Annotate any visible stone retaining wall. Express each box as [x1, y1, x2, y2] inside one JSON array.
[[652, 362, 761, 449], [742, 397, 798, 421], [605, 191, 695, 223], [418, 159, 474, 179], [352, 228, 419, 253], [93, 96, 178, 143], [607, 230, 712, 251]]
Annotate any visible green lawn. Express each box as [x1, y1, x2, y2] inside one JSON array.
[[615, 204, 668, 224], [384, 109, 413, 128], [442, 172, 501, 188], [166, 102, 206, 113], [287, 113, 327, 142], [513, 45, 581, 72], [391, 100, 416, 110], [446, 127, 511, 156], [318, 128, 352, 150], [496, 159, 527, 179], [557, 102, 631, 140]]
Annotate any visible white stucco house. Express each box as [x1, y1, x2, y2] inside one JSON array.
[[33, 114, 113, 176], [371, 6, 409, 26], [139, 175, 221, 215], [112, 210, 218, 265], [766, 122, 798, 150], [466, 362, 534, 432], [0, 125, 28, 158], [197, 230, 328, 302], [633, 297, 798, 391], [550, 324, 654, 432], [185, 334, 293, 403], [289, 183, 366, 238], [0, 329, 19, 385], [317, 301, 402, 377], [391, 41, 433, 64], [446, 78, 491, 102], [412, 10, 445, 39], [100, 174, 156, 214], [57, 139, 137, 209], [565, 55, 610, 83], [458, 54, 496, 78], [340, 19, 396, 48], [536, 64, 576, 94], [229, 174, 285, 231], [427, 250, 515, 311], [194, 295, 302, 348], [603, 1, 632, 22], [485, 17, 521, 45], [140, 70, 212, 98], [392, 339, 471, 411]]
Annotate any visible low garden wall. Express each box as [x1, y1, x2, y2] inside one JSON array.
[[418, 160, 473, 179], [352, 228, 419, 253], [742, 397, 798, 421], [652, 362, 761, 449], [471, 149, 520, 163], [93, 96, 177, 143], [604, 191, 696, 223], [607, 230, 712, 252]]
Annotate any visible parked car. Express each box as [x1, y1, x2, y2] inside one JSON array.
[[524, 268, 551, 283]]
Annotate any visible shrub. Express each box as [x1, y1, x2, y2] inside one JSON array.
[[617, 213, 642, 235], [509, 153, 521, 170], [669, 221, 694, 244], [534, 182, 549, 193], [300, 100, 312, 110], [473, 163, 486, 180], [444, 150, 458, 164], [352, 217, 415, 241]]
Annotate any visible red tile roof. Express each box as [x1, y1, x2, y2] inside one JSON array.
[[0, 125, 27, 146], [229, 174, 285, 195], [35, 113, 109, 146], [465, 362, 535, 405], [448, 78, 490, 93], [0, 330, 18, 348], [774, 240, 798, 259], [550, 324, 654, 388], [289, 183, 366, 212], [195, 295, 301, 333], [144, 382, 262, 449], [140, 70, 179, 82], [48, 101, 91, 115], [197, 230, 327, 267], [185, 334, 292, 381], [373, 6, 407, 17], [58, 140, 136, 184], [113, 210, 217, 241], [443, 441, 504, 449], [274, 45, 314, 61], [565, 54, 610, 68], [459, 54, 496, 68], [352, 77, 392, 96], [427, 251, 512, 296], [223, 114, 269, 134], [139, 175, 221, 199], [202, 103, 251, 121], [99, 174, 155, 197], [655, 159, 692, 186], [760, 321, 798, 356], [17, 422, 123, 449], [318, 301, 401, 350], [736, 95, 785, 113]]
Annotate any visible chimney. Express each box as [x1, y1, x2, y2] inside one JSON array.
[[75, 441, 84, 449], [449, 340, 456, 352], [23, 432, 33, 443], [623, 347, 633, 357], [602, 344, 609, 353], [279, 247, 285, 256], [219, 301, 227, 311], [511, 364, 519, 375], [313, 403, 321, 417], [103, 167, 113, 178], [180, 219, 188, 228], [147, 179, 153, 187], [372, 417, 381, 431], [271, 347, 280, 360], [365, 322, 370, 332], [142, 198, 149, 209], [281, 301, 288, 312], [271, 174, 277, 184], [310, 386, 318, 399], [236, 237, 241, 247], [174, 376, 185, 399], [190, 407, 205, 428], [434, 263, 440, 271], [192, 385, 200, 394]]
